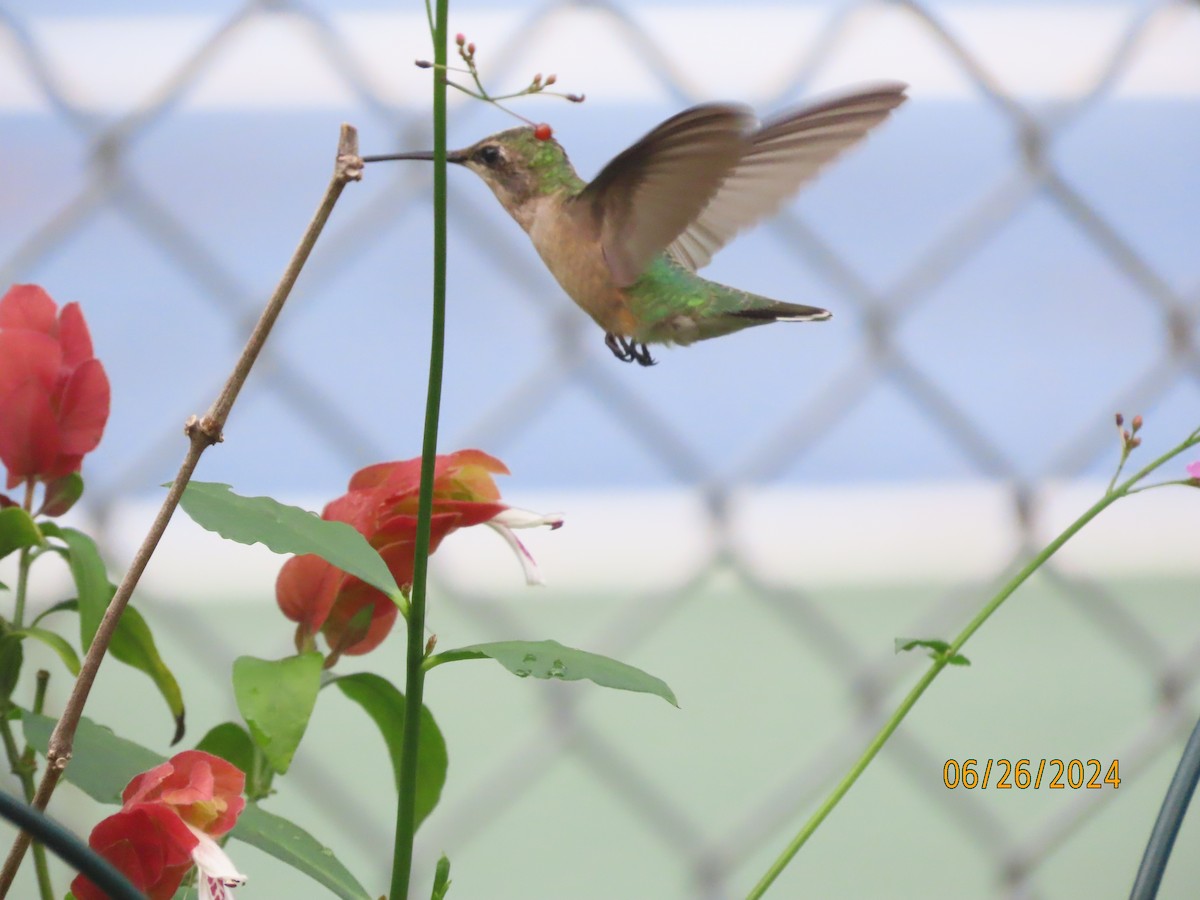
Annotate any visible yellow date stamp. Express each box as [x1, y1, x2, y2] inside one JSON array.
[[943, 758, 1121, 790]]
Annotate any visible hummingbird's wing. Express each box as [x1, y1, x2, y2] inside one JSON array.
[[667, 81, 908, 271], [575, 103, 755, 287]]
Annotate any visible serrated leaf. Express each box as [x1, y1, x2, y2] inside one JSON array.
[[233, 653, 322, 774], [55, 527, 110, 650], [109, 605, 186, 744], [437, 639, 678, 706], [331, 673, 447, 830], [895, 637, 971, 667], [14, 626, 80, 676], [178, 482, 399, 598], [22, 712, 372, 900], [0, 507, 41, 560], [232, 804, 373, 900]]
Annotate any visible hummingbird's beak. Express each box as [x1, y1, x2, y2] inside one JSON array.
[[362, 149, 468, 164]]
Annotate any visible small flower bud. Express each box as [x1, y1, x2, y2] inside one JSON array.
[[532, 73, 543, 86], [425, 633, 438, 656], [415, 59, 434, 68], [566, 92, 586, 103], [1115, 412, 1124, 427], [467, 42, 476, 56], [545, 73, 557, 86], [1131, 414, 1143, 433], [455, 33, 465, 46], [534, 123, 553, 141], [1122, 429, 1131, 444], [1129, 436, 1141, 449]]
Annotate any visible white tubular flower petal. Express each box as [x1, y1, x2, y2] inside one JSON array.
[[485, 508, 564, 586], [490, 507, 565, 530], [486, 521, 545, 586], [186, 826, 246, 900]]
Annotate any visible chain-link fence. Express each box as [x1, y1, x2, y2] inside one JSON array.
[[2, 1, 1199, 897]]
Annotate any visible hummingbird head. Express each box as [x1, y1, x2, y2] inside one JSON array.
[[365, 126, 585, 231], [453, 127, 585, 228]]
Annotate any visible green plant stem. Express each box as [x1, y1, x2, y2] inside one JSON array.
[[12, 482, 35, 629], [0, 703, 51, 899], [746, 431, 1200, 899], [390, 3, 448, 898]]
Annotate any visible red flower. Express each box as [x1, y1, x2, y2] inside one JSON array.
[[0, 284, 110, 493], [122, 749, 246, 838], [70, 803, 197, 900], [276, 450, 563, 660], [71, 751, 247, 900]]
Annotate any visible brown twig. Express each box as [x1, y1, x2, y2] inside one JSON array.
[[0, 125, 363, 897]]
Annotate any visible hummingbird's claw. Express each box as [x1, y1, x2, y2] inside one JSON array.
[[604, 333, 657, 367]]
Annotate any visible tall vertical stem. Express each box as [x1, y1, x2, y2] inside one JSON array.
[[390, 1, 449, 896]]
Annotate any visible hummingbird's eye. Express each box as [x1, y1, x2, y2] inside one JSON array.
[[477, 145, 502, 166]]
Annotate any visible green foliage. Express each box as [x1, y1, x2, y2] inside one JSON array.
[[331, 672, 447, 830], [233, 653, 323, 774], [431, 854, 452, 899], [22, 712, 159, 803], [43, 525, 110, 650], [437, 639, 679, 706], [0, 506, 41, 561], [33, 599, 185, 741], [178, 482, 400, 599], [894, 638, 971, 667], [232, 804, 373, 900], [13, 626, 79, 676], [23, 712, 371, 900], [0, 627, 24, 702]]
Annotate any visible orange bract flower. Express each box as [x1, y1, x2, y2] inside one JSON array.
[[71, 751, 247, 900], [0, 284, 110, 495], [277, 450, 563, 660]]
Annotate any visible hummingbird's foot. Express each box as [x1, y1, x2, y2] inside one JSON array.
[[630, 342, 657, 366], [604, 333, 657, 366]]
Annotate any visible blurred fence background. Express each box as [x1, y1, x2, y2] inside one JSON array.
[[1, 0, 1199, 897]]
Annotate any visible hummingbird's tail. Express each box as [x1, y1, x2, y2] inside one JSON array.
[[729, 300, 832, 323]]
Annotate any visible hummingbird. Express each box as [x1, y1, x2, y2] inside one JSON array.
[[365, 81, 907, 366]]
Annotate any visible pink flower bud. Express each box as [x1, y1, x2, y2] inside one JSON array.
[[455, 33, 465, 46], [545, 73, 557, 85], [1131, 414, 1143, 432], [415, 59, 433, 68]]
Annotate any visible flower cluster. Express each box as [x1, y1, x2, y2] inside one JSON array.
[[0, 284, 109, 512], [276, 450, 562, 661], [71, 750, 246, 900]]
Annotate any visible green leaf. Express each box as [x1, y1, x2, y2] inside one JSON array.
[[196, 722, 274, 801], [233, 653, 323, 774], [178, 482, 399, 598], [438, 639, 679, 707], [28, 598, 186, 741], [14, 626, 80, 676], [55, 527, 111, 650], [22, 711, 372, 900], [431, 854, 451, 899], [109, 606, 186, 744], [331, 673, 447, 830], [232, 804, 373, 900], [0, 507, 41, 560], [0, 629, 24, 703], [895, 638, 971, 667], [21, 712, 161, 802], [38, 472, 84, 517]]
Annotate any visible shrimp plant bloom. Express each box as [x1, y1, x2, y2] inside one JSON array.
[[0, 284, 109, 511], [71, 751, 247, 900], [276, 450, 563, 660]]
